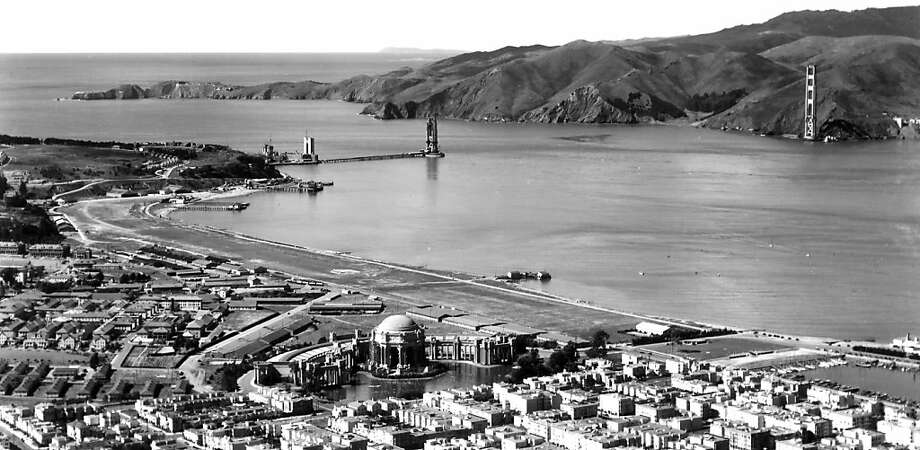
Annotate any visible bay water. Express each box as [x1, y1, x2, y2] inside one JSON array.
[[2, 54, 920, 341]]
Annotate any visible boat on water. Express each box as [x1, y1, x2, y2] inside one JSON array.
[[227, 202, 250, 211], [497, 270, 552, 281]]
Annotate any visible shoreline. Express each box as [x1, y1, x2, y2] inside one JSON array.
[[60, 188, 891, 352], [152, 175, 737, 334], [150, 195, 891, 355], [62, 193, 738, 338], [57, 193, 920, 406], [152, 199, 733, 334], [71, 191, 857, 346], [147, 186, 257, 218], [49, 97, 912, 143]]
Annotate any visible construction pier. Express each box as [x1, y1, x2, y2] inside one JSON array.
[[265, 116, 445, 167], [259, 180, 330, 193], [172, 202, 250, 211], [321, 151, 432, 164]]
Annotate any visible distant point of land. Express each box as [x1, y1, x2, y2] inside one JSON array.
[[378, 47, 465, 55]]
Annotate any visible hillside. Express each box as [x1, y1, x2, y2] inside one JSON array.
[[72, 5, 920, 139]]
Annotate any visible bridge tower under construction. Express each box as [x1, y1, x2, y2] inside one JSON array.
[[425, 115, 440, 155], [804, 65, 816, 140], [302, 129, 318, 163]]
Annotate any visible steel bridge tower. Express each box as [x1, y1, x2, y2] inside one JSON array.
[[804, 65, 816, 140]]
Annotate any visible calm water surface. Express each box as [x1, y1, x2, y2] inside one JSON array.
[[2, 54, 920, 341], [326, 363, 511, 402], [802, 364, 920, 403]]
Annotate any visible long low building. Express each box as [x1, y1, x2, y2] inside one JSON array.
[[406, 305, 468, 322], [307, 292, 383, 314]]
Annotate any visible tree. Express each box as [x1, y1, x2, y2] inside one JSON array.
[[508, 349, 545, 383], [591, 330, 609, 349], [586, 329, 610, 358], [0, 267, 18, 284], [585, 347, 607, 359], [215, 362, 250, 391], [88, 352, 100, 369], [546, 350, 570, 373], [801, 429, 817, 444], [39, 165, 64, 180], [17, 180, 26, 198], [546, 342, 580, 373], [0, 173, 8, 193], [562, 341, 578, 361]]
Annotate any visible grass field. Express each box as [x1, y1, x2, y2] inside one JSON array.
[[641, 335, 793, 361], [222, 310, 277, 331], [376, 281, 639, 342], [3, 144, 150, 180], [0, 348, 89, 364], [122, 346, 182, 369]]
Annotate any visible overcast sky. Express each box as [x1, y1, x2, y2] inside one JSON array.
[[3, 0, 916, 53]]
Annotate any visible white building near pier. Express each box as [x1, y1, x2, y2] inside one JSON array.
[[892, 333, 920, 355]]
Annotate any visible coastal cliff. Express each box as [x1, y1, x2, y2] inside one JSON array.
[[73, 6, 920, 140]]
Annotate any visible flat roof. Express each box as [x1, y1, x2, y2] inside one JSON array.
[[443, 314, 505, 329], [406, 305, 467, 321]]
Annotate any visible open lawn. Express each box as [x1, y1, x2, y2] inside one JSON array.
[[222, 310, 277, 331], [0, 348, 89, 364], [122, 346, 183, 369], [3, 144, 150, 180], [376, 281, 639, 342], [640, 335, 794, 361], [0, 256, 66, 272]]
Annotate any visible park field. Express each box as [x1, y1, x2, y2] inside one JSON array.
[[639, 334, 794, 361], [3, 144, 150, 180]]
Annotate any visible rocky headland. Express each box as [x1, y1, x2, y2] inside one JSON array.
[[72, 6, 920, 140]]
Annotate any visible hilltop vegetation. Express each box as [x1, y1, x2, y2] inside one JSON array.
[[72, 6, 920, 139], [0, 138, 281, 184]]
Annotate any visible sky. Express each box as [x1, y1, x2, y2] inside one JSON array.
[[2, 0, 917, 53]]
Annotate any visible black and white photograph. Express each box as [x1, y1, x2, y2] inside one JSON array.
[[1, 1, 920, 449]]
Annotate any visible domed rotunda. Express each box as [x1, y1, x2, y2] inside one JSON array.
[[369, 314, 428, 374]]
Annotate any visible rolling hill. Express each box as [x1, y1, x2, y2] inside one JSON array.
[[72, 5, 920, 139]]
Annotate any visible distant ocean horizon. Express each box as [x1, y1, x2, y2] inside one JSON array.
[[3, 53, 920, 342]]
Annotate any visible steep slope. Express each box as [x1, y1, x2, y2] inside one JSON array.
[[760, 35, 920, 66], [71, 5, 920, 139], [705, 37, 920, 138]]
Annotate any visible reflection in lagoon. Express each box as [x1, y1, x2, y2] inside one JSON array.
[[323, 362, 512, 402]]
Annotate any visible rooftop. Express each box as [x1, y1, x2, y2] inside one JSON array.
[[376, 314, 420, 333]]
